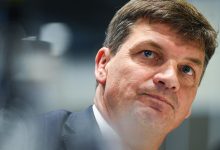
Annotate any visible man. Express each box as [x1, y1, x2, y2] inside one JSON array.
[[34, 0, 217, 150]]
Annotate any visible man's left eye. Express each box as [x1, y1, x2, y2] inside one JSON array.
[[143, 50, 155, 58], [181, 65, 193, 75]]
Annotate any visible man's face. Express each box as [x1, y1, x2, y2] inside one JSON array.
[[95, 19, 204, 137]]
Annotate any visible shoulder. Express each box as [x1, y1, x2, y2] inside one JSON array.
[[31, 106, 100, 150], [37, 109, 72, 137], [31, 110, 72, 150], [41, 109, 71, 126]]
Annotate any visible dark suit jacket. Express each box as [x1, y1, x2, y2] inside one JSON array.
[[33, 106, 104, 150]]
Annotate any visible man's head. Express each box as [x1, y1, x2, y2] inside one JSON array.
[[94, 0, 217, 149]]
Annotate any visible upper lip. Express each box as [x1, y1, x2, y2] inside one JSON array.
[[145, 93, 175, 110]]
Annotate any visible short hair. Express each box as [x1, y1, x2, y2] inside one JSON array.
[[103, 0, 218, 72]]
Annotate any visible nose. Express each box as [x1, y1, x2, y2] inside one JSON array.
[[153, 61, 180, 92]]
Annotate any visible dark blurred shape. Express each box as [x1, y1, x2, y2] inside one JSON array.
[[0, 0, 26, 110], [212, 143, 220, 150], [211, 144, 220, 150], [0, 3, 53, 149], [189, 116, 209, 150]]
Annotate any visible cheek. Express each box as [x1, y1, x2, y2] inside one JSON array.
[[104, 59, 157, 110], [177, 87, 197, 115], [184, 87, 197, 103], [104, 65, 143, 109]]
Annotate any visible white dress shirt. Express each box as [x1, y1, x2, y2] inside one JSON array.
[[92, 105, 122, 150]]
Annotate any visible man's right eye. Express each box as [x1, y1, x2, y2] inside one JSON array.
[[143, 50, 155, 59]]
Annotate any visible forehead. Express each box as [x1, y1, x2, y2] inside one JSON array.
[[131, 19, 202, 46]]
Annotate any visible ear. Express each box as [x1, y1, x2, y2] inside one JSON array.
[[95, 47, 111, 85], [185, 108, 192, 119]]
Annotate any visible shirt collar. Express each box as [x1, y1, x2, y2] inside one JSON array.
[[92, 104, 122, 149]]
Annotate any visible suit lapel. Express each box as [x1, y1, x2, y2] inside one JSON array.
[[61, 106, 103, 150]]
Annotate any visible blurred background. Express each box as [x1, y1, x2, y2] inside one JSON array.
[[0, 0, 219, 150]]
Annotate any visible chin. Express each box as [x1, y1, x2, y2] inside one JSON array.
[[131, 105, 173, 132]]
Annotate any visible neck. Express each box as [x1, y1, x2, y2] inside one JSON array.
[[94, 85, 111, 123]]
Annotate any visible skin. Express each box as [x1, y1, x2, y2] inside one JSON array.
[[94, 19, 205, 150]]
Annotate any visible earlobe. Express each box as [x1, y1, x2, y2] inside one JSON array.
[[95, 47, 111, 85]]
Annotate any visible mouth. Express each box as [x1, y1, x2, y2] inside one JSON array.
[[144, 93, 175, 110]]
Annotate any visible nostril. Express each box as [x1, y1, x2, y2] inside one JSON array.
[[158, 80, 165, 85], [156, 80, 166, 89], [171, 86, 176, 90], [155, 79, 177, 91]]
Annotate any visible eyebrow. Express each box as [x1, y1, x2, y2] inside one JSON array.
[[142, 40, 163, 51], [132, 40, 163, 53], [186, 57, 203, 67]]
